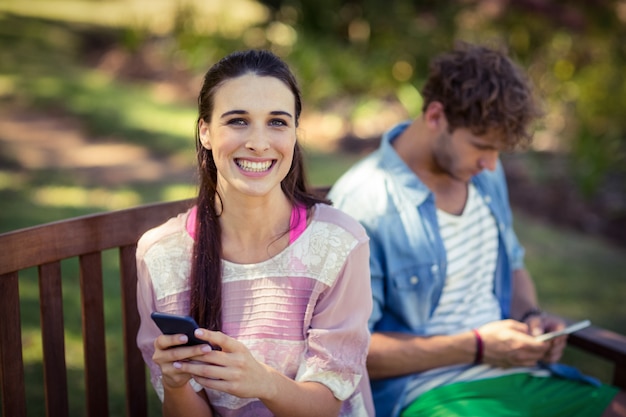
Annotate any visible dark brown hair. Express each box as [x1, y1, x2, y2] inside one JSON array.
[[190, 49, 328, 331], [421, 42, 541, 150]]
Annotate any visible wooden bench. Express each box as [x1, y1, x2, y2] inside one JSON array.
[[1, 190, 625, 417]]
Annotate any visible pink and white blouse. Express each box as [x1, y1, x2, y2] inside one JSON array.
[[136, 203, 374, 416]]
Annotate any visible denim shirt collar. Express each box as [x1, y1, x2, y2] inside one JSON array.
[[379, 120, 433, 207]]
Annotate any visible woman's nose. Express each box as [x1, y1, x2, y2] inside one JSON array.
[[245, 126, 270, 152]]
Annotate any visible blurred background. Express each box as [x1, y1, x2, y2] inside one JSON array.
[[0, 0, 625, 415]]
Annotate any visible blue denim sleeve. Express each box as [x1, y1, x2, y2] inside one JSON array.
[[489, 160, 526, 271], [500, 162, 525, 271], [364, 224, 385, 331]]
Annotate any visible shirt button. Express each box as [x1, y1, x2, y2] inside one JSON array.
[[484, 196, 492, 204], [431, 265, 439, 273], [410, 276, 419, 285]]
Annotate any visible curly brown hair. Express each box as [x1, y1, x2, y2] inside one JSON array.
[[421, 42, 541, 150]]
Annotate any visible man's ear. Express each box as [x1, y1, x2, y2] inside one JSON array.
[[198, 119, 211, 150], [424, 101, 448, 132]]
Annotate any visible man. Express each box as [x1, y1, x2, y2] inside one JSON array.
[[328, 43, 625, 417]]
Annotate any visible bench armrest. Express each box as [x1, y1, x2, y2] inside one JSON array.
[[567, 322, 626, 389]]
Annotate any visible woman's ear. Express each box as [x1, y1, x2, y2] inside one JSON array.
[[198, 119, 212, 150]]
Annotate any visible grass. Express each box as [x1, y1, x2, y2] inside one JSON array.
[[1, 8, 625, 417]]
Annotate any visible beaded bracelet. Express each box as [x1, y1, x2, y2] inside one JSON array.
[[472, 329, 483, 365]]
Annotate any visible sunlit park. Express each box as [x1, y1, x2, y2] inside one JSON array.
[[0, 0, 625, 415]]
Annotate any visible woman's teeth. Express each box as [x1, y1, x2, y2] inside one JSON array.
[[236, 159, 272, 172]]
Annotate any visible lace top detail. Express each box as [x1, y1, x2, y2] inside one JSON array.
[[135, 204, 375, 416]]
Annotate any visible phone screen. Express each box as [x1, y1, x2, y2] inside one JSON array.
[[535, 320, 591, 342], [151, 312, 208, 347]]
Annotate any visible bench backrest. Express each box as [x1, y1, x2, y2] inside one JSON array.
[[0, 198, 193, 417]]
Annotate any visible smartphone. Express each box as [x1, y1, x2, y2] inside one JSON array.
[[151, 311, 214, 348], [535, 319, 591, 342]]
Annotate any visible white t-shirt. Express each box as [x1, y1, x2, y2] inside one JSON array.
[[403, 184, 546, 404]]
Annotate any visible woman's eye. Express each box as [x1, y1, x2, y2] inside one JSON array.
[[269, 119, 288, 127], [227, 118, 247, 126]]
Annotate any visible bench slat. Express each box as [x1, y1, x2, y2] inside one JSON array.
[[0, 272, 27, 417], [120, 244, 148, 417], [39, 261, 70, 417], [616, 367, 626, 391], [80, 252, 109, 417]]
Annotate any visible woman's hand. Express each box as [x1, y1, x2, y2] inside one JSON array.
[[157, 329, 340, 417], [175, 329, 276, 400], [152, 332, 215, 390]]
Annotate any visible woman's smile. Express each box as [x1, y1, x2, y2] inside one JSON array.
[[235, 158, 275, 173]]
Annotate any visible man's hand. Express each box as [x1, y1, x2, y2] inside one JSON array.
[[477, 319, 550, 368], [527, 314, 567, 363]]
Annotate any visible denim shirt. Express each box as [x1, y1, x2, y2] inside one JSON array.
[[328, 121, 526, 417]]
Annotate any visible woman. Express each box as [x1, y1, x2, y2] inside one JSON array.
[[136, 49, 374, 417]]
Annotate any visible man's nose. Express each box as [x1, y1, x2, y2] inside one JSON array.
[[479, 150, 499, 171]]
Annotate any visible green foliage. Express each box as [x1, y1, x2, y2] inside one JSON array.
[[255, 0, 626, 196], [6, 2, 624, 196]]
